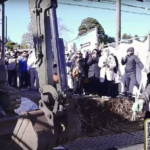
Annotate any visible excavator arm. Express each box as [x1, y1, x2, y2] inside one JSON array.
[[10, 0, 81, 150], [29, 0, 68, 92]]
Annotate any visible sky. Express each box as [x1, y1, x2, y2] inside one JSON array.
[[1, 0, 150, 44]]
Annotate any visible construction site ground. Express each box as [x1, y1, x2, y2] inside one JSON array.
[[0, 89, 145, 150]]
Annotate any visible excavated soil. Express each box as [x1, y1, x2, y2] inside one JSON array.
[[71, 96, 144, 137], [0, 93, 145, 149]]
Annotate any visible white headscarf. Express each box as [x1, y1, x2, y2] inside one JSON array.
[[102, 48, 110, 57]]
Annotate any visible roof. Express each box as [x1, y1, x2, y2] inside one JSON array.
[[67, 27, 97, 43]]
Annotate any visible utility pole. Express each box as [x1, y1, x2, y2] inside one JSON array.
[[5, 16, 7, 42], [1, 2, 5, 63], [0, 0, 7, 84], [148, 31, 150, 51], [116, 0, 121, 47]]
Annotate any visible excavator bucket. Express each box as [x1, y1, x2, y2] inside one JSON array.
[[11, 105, 81, 150]]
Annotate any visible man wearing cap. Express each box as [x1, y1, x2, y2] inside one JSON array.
[[121, 47, 144, 96]]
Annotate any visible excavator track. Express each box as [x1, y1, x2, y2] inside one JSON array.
[[0, 84, 21, 111]]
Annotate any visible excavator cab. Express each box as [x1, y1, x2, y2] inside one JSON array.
[[10, 0, 81, 149]]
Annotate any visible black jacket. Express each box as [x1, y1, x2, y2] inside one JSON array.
[[53, 64, 57, 75], [113, 55, 119, 73], [84, 56, 89, 77], [70, 57, 85, 76], [87, 56, 100, 78], [121, 48, 143, 75]]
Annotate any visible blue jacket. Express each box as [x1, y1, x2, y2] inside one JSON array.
[[19, 59, 28, 72]]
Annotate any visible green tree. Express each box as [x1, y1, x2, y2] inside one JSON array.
[[142, 36, 147, 42], [103, 34, 115, 44], [122, 33, 132, 39], [122, 33, 128, 39], [13, 43, 19, 49], [20, 43, 29, 49], [134, 34, 140, 41], [127, 34, 132, 39], [78, 17, 105, 44], [6, 42, 17, 50]]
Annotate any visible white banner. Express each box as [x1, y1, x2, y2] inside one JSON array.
[[67, 27, 98, 54], [109, 36, 149, 94]]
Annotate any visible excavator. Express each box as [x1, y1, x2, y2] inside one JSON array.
[[0, 0, 81, 150]]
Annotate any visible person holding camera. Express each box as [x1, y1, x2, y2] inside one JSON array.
[[70, 51, 85, 95], [87, 49, 100, 95]]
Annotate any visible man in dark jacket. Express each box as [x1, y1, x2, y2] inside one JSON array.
[[121, 47, 144, 96], [87, 49, 100, 95]]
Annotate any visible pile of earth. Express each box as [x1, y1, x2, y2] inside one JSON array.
[[21, 90, 144, 137], [71, 96, 144, 137]]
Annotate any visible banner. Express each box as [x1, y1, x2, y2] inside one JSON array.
[[67, 27, 98, 54], [108, 36, 149, 94]]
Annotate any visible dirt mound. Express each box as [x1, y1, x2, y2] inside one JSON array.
[[72, 97, 144, 137]]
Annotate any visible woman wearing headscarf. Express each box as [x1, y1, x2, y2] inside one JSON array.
[[98, 48, 116, 99]]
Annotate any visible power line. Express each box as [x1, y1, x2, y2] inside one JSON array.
[[99, 0, 150, 11], [72, 0, 150, 11], [82, 0, 150, 11], [58, 2, 150, 16]]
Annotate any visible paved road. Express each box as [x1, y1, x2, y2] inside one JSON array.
[[116, 144, 143, 150], [57, 131, 144, 150]]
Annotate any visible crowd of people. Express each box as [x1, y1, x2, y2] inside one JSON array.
[[5, 49, 39, 90], [4, 45, 146, 100], [64, 46, 145, 99]]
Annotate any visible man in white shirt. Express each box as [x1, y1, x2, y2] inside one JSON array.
[[27, 49, 39, 90]]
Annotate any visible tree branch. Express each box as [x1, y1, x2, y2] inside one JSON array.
[[21, 18, 71, 47]]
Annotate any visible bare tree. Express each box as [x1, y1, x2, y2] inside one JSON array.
[[57, 18, 71, 37], [21, 18, 71, 48], [21, 23, 34, 48]]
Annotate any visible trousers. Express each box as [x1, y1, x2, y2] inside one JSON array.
[[29, 68, 39, 89], [124, 74, 138, 93], [8, 70, 17, 87]]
